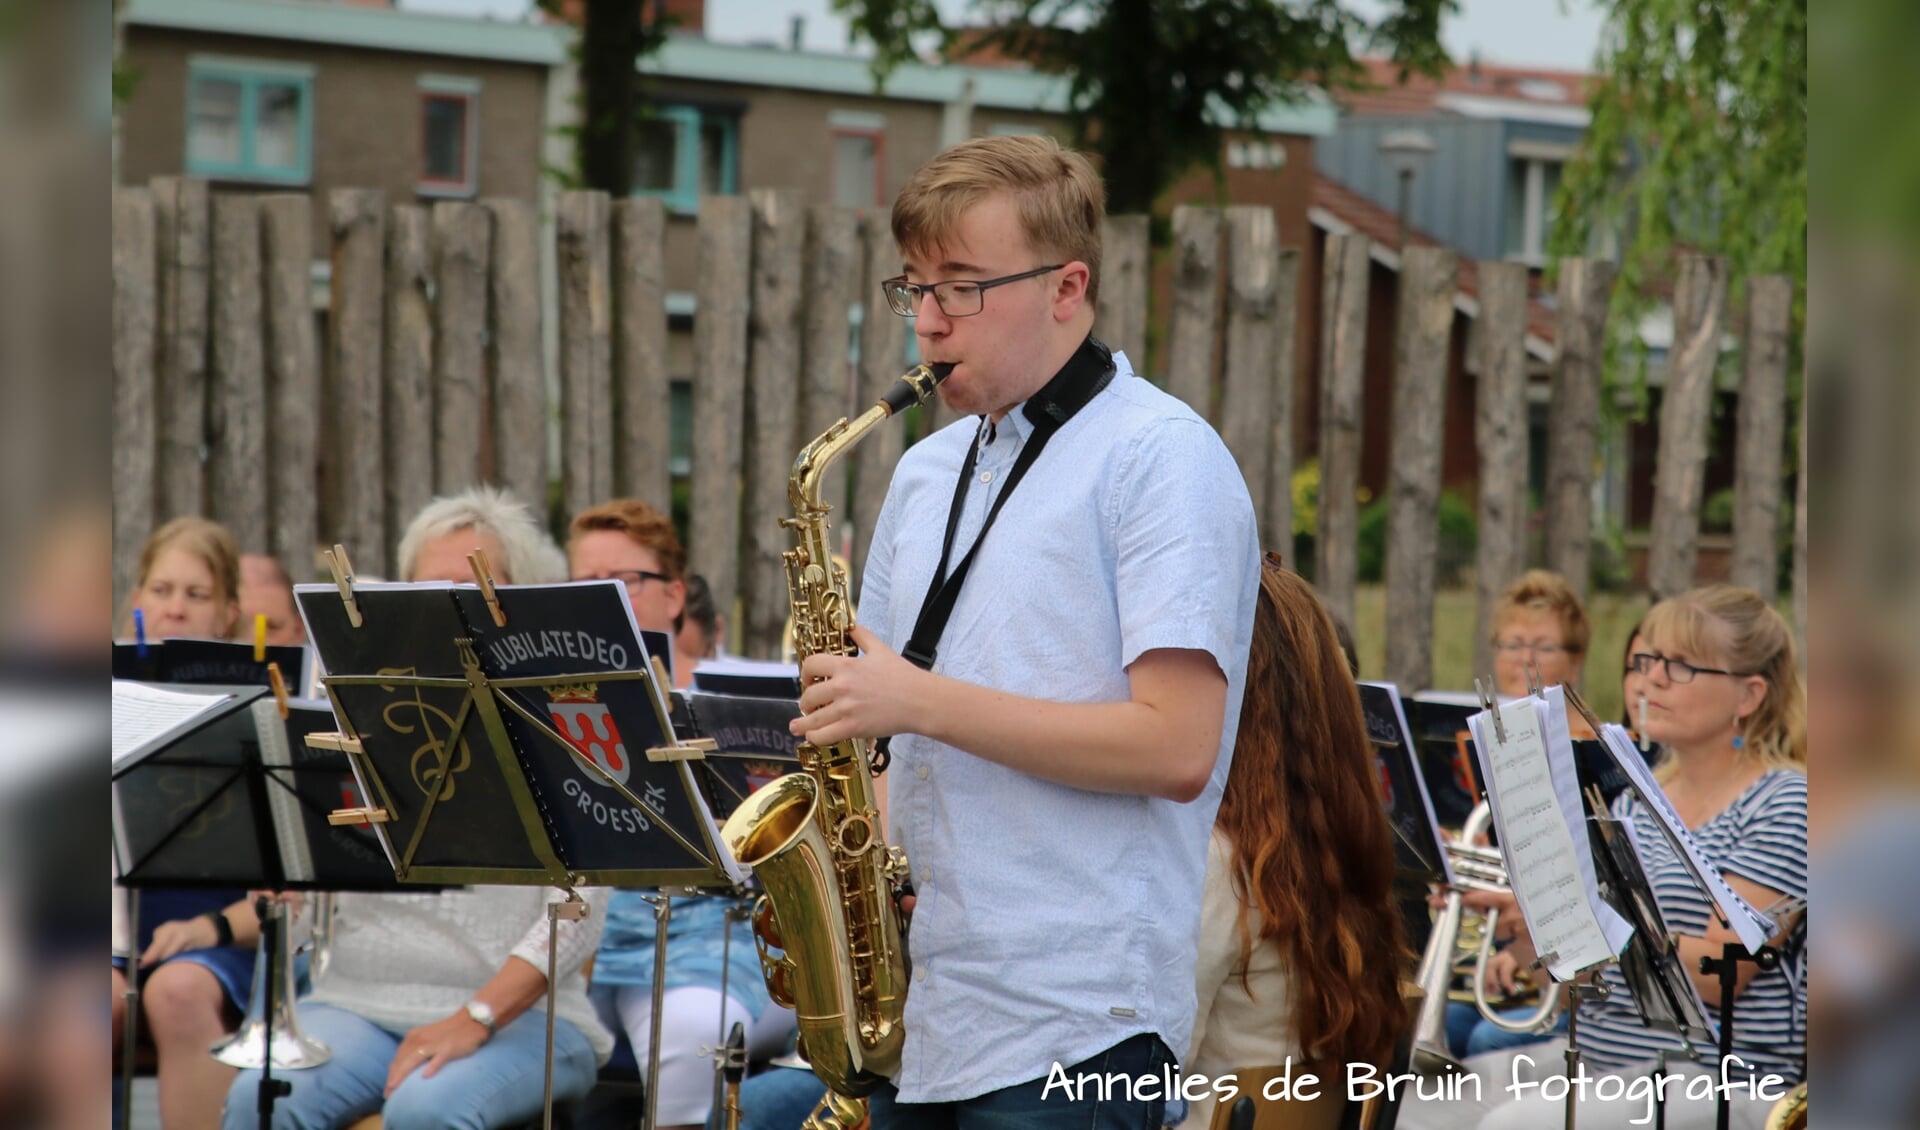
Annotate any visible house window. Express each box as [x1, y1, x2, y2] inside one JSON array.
[[1504, 156, 1564, 265], [419, 76, 480, 197], [832, 129, 883, 208], [633, 105, 738, 213], [186, 57, 313, 184]]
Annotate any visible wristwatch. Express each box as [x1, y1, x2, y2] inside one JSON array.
[[463, 1000, 496, 1039]]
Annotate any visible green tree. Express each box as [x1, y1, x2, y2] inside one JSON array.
[[831, 0, 1453, 217], [1551, 1, 1807, 357], [537, 0, 670, 194]]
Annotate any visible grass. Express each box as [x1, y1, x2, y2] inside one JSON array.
[[1352, 585, 1651, 724]]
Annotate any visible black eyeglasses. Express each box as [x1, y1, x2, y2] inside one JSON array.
[[881, 265, 1064, 318], [1629, 653, 1743, 684], [585, 569, 673, 592]]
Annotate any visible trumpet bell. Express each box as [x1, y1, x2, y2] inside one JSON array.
[[211, 902, 331, 1070]]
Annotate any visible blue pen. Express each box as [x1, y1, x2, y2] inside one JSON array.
[[134, 608, 148, 657]]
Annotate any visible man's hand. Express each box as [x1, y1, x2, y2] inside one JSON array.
[[385, 1011, 490, 1095], [789, 625, 928, 746], [140, 916, 219, 966]]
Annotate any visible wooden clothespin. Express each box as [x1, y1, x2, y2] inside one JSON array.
[[325, 544, 363, 628], [1525, 661, 1545, 699], [266, 661, 291, 720], [468, 549, 506, 627], [253, 614, 269, 662], [1475, 676, 1508, 744]]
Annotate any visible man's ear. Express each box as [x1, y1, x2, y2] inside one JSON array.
[[1052, 261, 1092, 320]]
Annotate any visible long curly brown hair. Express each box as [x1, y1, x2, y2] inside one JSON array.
[[1213, 555, 1410, 1066]]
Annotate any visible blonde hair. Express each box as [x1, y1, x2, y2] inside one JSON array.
[[892, 134, 1106, 305], [121, 516, 241, 636], [1641, 585, 1807, 773], [1490, 569, 1591, 655]]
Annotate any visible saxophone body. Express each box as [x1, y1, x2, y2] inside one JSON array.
[[720, 361, 951, 1107]]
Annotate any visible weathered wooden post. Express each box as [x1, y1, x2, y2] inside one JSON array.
[[1472, 261, 1531, 678], [1648, 255, 1728, 600], [1384, 246, 1456, 693], [1316, 232, 1371, 634]]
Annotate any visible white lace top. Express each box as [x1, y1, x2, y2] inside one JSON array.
[[308, 887, 614, 1063]]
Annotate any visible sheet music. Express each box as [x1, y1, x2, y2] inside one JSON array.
[[111, 681, 235, 769], [254, 698, 315, 884], [1597, 723, 1775, 952], [1470, 696, 1629, 980]]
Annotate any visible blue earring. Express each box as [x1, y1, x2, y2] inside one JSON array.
[[1731, 715, 1746, 751]]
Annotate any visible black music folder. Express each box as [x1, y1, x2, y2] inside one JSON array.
[[294, 578, 740, 890]]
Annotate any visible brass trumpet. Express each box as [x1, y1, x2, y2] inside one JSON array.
[[1409, 803, 1561, 1072]]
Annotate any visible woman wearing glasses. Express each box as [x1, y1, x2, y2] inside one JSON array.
[[568, 498, 798, 1130], [1406, 584, 1807, 1130], [1488, 569, 1593, 737]]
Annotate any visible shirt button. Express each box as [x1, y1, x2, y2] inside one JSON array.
[[921, 867, 933, 883], [917, 764, 929, 780], [914, 966, 927, 983], [980, 470, 994, 484]]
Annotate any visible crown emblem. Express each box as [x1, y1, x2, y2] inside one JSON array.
[[545, 681, 600, 703]]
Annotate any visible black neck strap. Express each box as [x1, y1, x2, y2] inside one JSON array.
[[901, 336, 1116, 671]]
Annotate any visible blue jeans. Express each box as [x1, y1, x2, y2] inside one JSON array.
[[221, 1003, 598, 1130], [870, 1033, 1175, 1130], [1441, 1000, 1568, 1060]]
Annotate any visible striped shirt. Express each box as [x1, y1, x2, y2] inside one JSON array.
[[1577, 769, 1808, 1081]]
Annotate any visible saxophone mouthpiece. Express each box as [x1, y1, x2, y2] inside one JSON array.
[[879, 362, 955, 415]]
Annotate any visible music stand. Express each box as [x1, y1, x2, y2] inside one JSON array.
[[112, 679, 426, 1130], [294, 552, 742, 1130]]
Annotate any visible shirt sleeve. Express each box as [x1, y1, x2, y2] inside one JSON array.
[[1109, 418, 1259, 678], [1718, 771, 1809, 899], [510, 885, 612, 983], [1186, 832, 1240, 1064]]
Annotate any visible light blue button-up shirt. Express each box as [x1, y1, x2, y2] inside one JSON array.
[[858, 350, 1260, 1102]]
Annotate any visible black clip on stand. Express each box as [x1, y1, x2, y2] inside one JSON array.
[[1698, 941, 1778, 1130], [251, 894, 293, 1130]]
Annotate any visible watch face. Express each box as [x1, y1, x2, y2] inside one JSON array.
[[466, 1001, 495, 1030]]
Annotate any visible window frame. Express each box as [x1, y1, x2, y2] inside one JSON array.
[[829, 125, 885, 209], [634, 104, 738, 214], [184, 55, 315, 186], [417, 75, 481, 198]]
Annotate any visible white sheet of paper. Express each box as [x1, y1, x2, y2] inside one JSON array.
[[1597, 723, 1775, 952], [111, 680, 236, 769], [1470, 696, 1626, 980]]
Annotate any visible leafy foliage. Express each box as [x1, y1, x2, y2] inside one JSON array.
[[832, 0, 1453, 217], [1550, 0, 1807, 399]]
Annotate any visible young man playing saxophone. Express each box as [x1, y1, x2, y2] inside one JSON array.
[[789, 134, 1260, 1129]]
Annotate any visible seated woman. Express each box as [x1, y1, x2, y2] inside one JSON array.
[[1177, 555, 1409, 1129], [219, 489, 614, 1130], [112, 516, 261, 1130], [1404, 584, 1808, 1130], [567, 498, 795, 1128], [1489, 570, 1593, 737]]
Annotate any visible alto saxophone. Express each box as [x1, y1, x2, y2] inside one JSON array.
[[720, 361, 952, 1130]]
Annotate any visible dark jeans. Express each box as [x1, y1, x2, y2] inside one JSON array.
[[871, 1033, 1176, 1130]]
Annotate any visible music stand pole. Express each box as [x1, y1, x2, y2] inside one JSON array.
[[644, 894, 674, 1130], [1700, 941, 1778, 1130], [117, 889, 141, 1130], [542, 889, 589, 1130], [253, 896, 293, 1130]]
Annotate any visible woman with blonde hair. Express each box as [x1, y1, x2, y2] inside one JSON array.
[[1404, 584, 1807, 1130], [113, 515, 259, 1129], [1179, 555, 1409, 1129], [121, 515, 243, 640]]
